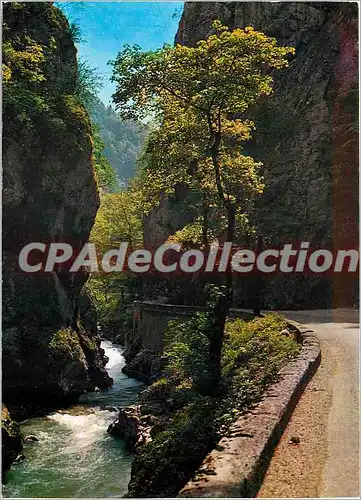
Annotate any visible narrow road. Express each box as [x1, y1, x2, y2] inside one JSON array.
[[258, 309, 359, 498]]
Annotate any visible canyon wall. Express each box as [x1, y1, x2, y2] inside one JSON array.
[[2, 2, 112, 421], [145, 2, 358, 309]]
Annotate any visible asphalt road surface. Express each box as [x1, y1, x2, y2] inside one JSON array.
[[258, 309, 359, 498]]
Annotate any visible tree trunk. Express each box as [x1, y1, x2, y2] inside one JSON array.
[[202, 203, 209, 247], [206, 124, 238, 394], [253, 235, 263, 317], [207, 202, 236, 395], [208, 289, 228, 393], [226, 202, 236, 301]]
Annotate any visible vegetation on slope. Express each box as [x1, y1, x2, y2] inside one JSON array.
[[110, 20, 294, 391], [127, 312, 300, 497], [91, 98, 148, 185], [86, 188, 144, 341], [2, 2, 89, 136]]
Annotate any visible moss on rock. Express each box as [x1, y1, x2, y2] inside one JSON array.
[[1, 406, 23, 480]]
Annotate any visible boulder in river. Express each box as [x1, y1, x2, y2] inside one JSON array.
[[107, 406, 155, 452], [121, 349, 165, 382], [24, 435, 39, 443], [99, 405, 118, 412], [13, 454, 26, 464]]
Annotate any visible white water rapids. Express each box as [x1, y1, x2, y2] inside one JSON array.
[[3, 341, 144, 498]]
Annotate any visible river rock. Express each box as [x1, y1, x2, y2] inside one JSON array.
[[13, 454, 26, 464], [122, 336, 142, 364], [24, 435, 39, 443], [107, 406, 154, 452], [99, 405, 118, 412], [122, 349, 165, 382], [2, 2, 112, 421], [1, 406, 23, 478]]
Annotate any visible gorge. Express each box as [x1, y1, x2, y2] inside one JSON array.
[[1, 1, 358, 498]]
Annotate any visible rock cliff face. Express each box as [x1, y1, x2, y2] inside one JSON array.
[[145, 2, 358, 308], [2, 2, 112, 421], [1, 406, 23, 480]]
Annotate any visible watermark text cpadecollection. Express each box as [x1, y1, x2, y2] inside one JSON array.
[[18, 241, 359, 275]]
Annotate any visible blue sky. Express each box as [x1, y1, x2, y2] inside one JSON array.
[[58, 2, 184, 104]]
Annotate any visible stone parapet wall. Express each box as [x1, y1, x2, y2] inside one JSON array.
[[132, 301, 255, 353]]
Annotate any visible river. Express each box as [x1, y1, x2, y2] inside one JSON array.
[[2, 341, 145, 498]]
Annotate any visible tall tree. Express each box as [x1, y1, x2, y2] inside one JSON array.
[[111, 21, 294, 391]]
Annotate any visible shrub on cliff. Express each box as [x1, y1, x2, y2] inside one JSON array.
[[165, 312, 212, 395], [1, 406, 23, 480]]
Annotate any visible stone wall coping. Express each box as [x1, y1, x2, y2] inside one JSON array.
[[178, 318, 321, 498], [134, 301, 256, 319]]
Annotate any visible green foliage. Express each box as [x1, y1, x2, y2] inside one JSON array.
[[85, 276, 137, 342], [86, 189, 143, 339], [3, 3, 122, 199], [111, 22, 293, 121], [167, 219, 205, 248], [90, 190, 143, 250], [2, 36, 46, 84], [111, 20, 294, 246], [90, 98, 148, 184], [165, 311, 299, 401], [76, 58, 103, 107], [110, 21, 294, 389], [91, 123, 119, 192], [222, 314, 300, 408], [2, 31, 48, 126], [165, 313, 213, 394], [129, 312, 300, 497], [127, 397, 219, 498], [69, 21, 84, 44], [48, 328, 82, 360], [2, 2, 89, 136]]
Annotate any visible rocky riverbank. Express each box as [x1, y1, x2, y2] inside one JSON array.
[[1, 407, 23, 481], [121, 347, 166, 383], [108, 313, 300, 497], [2, 342, 146, 497]]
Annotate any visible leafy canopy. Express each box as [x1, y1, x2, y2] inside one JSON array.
[[90, 190, 143, 253], [86, 189, 144, 336], [91, 123, 119, 192], [111, 21, 294, 121], [111, 21, 294, 243]]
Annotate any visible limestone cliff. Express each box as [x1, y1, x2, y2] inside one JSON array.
[[2, 2, 112, 421], [145, 1, 358, 309]]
